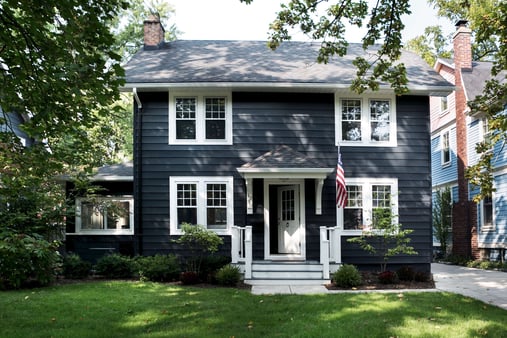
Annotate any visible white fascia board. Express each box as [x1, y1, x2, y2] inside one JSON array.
[[237, 167, 334, 179], [90, 175, 134, 182]]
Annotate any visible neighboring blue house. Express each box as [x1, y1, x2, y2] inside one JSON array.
[[66, 15, 453, 283], [0, 107, 32, 147], [431, 21, 506, 261]]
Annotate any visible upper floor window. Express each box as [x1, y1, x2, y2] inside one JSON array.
[[481, 195, 494, 231], [340, 178, 398, 232], [440, 96, 448, 114], [169, 92, 232, 145], [336, 96, 397, 147], [169, 176, 233, 235], [441, 130, 451, 166], [75, 197, 134, 235]]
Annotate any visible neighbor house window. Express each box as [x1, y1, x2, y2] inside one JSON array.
[[75, 197, 133, 234], [170, 176, 233, 234], [440, 96, 448, 113], [481, 195, 494, 231], [341, 178, 398, 232], [441, 130, 451, 166], [336, 96, 396, 146], [169, 92, 232, 145]]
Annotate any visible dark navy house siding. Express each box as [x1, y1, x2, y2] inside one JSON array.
[[135, 91, 432, 271]]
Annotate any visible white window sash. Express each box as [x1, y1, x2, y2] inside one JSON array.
[[73, 197, 134, 235], [169, 91, 232, 145], [170, 176, 233, 235], [335, 94, 397, 147]]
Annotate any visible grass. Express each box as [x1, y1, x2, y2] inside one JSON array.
[[1, 281, 506, 338]]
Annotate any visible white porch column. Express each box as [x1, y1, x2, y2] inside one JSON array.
[[244, 226, 253, 279], [231, 226, 240, 264], [319, 226, 330, 279]]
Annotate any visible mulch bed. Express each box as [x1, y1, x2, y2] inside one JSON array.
[[325, 271, 435, 291]]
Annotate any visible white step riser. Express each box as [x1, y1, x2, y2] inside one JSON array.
[[252, 271, 323, 280], [252, 264, 322, 272]]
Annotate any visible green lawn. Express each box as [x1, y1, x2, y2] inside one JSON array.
[[1, 281, 506, 338]]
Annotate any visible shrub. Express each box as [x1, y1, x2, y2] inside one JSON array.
[[396, 266, 415, 281], [0, 233, 61, 289], [180, 271, 199, 285], [172, 224, 223, 275], [414, 271, 431, 282], [94, 253, 133, 279], [135, 254, 181, 282], [378, 270, 398, 284], [62, 254, 91, 279], [215, 264, 241, 286], [332, 264, 362, 288], [200, 255, 231, 282]]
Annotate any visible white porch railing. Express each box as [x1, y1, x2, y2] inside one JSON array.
[[320, 226, 341, 279], [231, 225, 252, 279]]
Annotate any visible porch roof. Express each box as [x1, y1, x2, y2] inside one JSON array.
[[237, 146, 334, 215], [237, 145, 333, 178]]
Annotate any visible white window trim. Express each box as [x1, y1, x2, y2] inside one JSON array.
[[335, 94, 397, 147], [337, 177, 398, 236], [480, 192, 495, 232], [169, 176, 234, 235], [439, 96, 449, 115], [440, 129, 451, 167], [169, 91, 233, 145], [74, 197, 134, 235]]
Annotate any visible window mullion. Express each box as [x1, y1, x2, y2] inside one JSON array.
[[198, 180, 206, 227], [363, 98, 371, 144], [364, 184, 373, 226]]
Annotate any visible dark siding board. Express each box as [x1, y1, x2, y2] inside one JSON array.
[[136, 92, 432, 269]]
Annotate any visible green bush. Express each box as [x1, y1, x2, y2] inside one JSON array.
[[332, 264, 362, 288], [377, 270, 398, 284], [396, 266, 415, 281], [179, 271, 199, 285], [200, 255, 230, 282], [215, 264, 241, 286], [0, 233, 61, 289], [94, 253, 133, 279], [414, 271, 431, 282], [135, 254, 181, 282], [62, 254, 91, 279]]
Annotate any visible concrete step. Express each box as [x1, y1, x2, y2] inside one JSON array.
[[251, 270, 323, 280], [245, 279, 331, 286]]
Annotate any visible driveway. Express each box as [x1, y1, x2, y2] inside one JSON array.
[[432, 263, 507, 310]]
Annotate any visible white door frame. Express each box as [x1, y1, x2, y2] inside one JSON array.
[[264, 179, 306, 260]]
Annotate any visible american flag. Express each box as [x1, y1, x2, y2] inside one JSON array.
[[336, 151, 348, 208]]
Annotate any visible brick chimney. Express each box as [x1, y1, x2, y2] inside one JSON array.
[[143, 14, 165, 49], [453, 20, 472, 71]]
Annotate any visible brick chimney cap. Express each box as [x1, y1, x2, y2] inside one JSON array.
[[144, 13, 161, 23], [455, 19, 469, 27]]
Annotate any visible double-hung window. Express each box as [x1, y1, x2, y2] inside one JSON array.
[[169, 92, 232, 145], [339, 178, 398, 233], [336, 96, 396, 146], [75, 197, 134, 235], [481, 194, 494, 231], [441, 130, 451, 166], [170, 177, 233, 235]]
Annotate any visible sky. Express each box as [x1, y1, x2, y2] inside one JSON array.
[[168, 0, 455, 43]]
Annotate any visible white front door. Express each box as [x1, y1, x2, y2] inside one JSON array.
[[277, 185, 300, 254]]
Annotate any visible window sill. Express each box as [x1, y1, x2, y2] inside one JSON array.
[[66, 231, 134, 236], [337, 141, 398, 147], [171, 229, 231, 236]]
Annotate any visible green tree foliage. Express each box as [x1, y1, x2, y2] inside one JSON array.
[[347, 207, 417, 272], [240, 0, 411, 94], [173, 223, 224, 275], [406, 25, 452, 66], [432, 187, 452, 257], [0, 0, 128, 239], [110, 0, 178, 63]]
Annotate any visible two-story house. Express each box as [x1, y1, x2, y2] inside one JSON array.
[[431, 20, 507, 261], [67, 15, 453, 283]]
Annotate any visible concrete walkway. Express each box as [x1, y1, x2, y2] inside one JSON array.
[[251, 263, 507, 310]]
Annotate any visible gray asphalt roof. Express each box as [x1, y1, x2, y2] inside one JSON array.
[[241, 145, 329, 169], [93, 161, 133, 181], [125, 40, 451, 92], [462, 61, 506, 101]]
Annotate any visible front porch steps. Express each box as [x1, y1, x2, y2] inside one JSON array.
[[243, 261, 331, 286]]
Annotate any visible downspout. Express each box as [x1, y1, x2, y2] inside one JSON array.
[[133, 88, 143, 256]]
